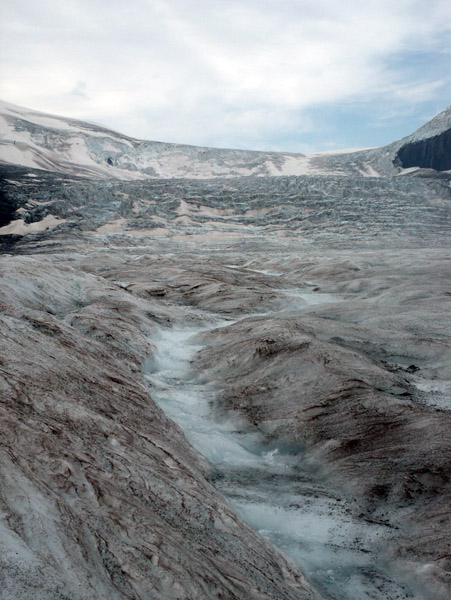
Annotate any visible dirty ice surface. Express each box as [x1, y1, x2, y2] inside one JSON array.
[[145, 323, 418, 600]]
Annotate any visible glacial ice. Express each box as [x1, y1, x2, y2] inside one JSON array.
[[146, 320, 419, 600]]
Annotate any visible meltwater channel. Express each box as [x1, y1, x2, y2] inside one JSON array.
[[144, 297, 419, 600]]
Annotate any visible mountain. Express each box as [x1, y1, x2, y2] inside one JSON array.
[[0, 99, 314, 179], [1, 99, 449, 180], [393, 109, 451, 171], [311, 105, 451, 176]]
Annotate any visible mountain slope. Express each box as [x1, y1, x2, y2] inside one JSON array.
[[312, 106, 451, 176], [1, 99, 449, 180], [0, 100, 315, 179]]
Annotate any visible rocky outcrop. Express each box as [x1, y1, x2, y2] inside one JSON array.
[[312, 106, 451, 176], [394, 128, 451, 171], [0, 187, 16, 227]]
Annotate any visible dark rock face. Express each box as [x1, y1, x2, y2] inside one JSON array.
[[0, 165, 26, 226], [0, 186, 17, 226], [395, 129, 451, 171]]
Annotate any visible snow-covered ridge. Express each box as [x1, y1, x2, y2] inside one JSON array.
[[0, 99, 315, 179], [405, 106, 451, 143], [0, 99, 450, 180]]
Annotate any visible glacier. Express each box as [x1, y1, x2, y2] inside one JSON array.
[[0, 100, 450, 599]]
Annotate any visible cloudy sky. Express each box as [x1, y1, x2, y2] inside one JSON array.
[[1, 0, 450, 152]]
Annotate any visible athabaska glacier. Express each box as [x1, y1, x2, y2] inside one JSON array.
[[0, 101, 450, 600]]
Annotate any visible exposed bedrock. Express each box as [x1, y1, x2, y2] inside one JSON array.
[[395, 128, 451, 171], [0, 189, 18, 227], [0, 255, 317, 600]]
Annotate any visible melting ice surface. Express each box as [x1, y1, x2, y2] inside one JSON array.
[[145, 324, 418, 600]]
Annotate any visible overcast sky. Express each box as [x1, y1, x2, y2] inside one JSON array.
[[1, 0, 450, 152]]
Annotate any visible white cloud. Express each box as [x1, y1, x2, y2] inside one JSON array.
[[0, 0, 450, 150]]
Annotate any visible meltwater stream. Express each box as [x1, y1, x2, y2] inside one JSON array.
[[145, 319, 418, 600]]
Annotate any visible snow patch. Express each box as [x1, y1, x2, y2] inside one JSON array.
[[0, 215, 66, 235]]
